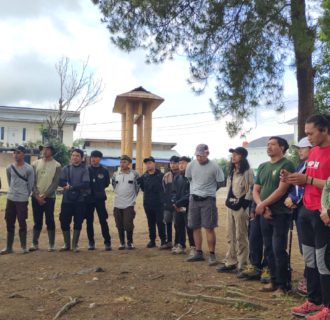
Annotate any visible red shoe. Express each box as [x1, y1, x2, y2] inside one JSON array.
[[306, 307, 330, 320], [291, 301, 324, 317]]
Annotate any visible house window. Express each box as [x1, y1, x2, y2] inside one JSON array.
[[0, 127, 4, 140], [22, 128, 26, 141]]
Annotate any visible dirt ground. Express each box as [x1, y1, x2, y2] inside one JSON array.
[[0, 190, 305, 320]]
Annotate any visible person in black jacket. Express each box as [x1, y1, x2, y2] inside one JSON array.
[[85, 150, 112, 251], [172, 156, 196, 255], [138, 157, 166, 248]]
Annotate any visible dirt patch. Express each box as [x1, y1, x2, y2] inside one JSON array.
[[0, 191, 304, 320]]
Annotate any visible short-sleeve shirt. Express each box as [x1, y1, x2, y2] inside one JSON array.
[[185, 159, 224, 198], [255, 157, 295, 214], [303, 145, 330, 211]]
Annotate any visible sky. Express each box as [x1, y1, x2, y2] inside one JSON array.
[[0, 0, 299, 159]]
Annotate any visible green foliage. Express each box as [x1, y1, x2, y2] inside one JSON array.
[[97, 0, 320, 137], [73, 139, 85, 148], [286, 145, 300, 168], [217, 158, 230, 181], [51, 141, 70, 166]]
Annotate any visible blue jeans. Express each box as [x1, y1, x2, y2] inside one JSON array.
[[260, 214, 291, 289]]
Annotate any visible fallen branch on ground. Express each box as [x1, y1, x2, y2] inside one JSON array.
[[176, 306, 193, 320], [53, 297, 80, 320], [173, 291, 266, 310]]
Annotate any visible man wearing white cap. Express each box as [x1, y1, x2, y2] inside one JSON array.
[[284, 136, 312, 295], [185, 144, 225, 266]]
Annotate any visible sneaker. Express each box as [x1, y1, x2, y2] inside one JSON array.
[[127, 243, 135, 250], [216, 264, 237, 273], [118, 243, 126, 250], [160, 242, 172, 250], [189, 247, 197, 257], [260, 282, 278, 292], [306, 307, 330, 320], [297, 277, 307, 296], [22, 248, 29, 254], [88, 242, 95, 251], [29, 244, 39, 252], [186, 251, 205, 262], [104, 243, 112, 251], [260, 267, 271, 283], [146, 241, 156, 248], [291, 301, 324, 317], [241, 265, 261, 280], [174, 244, 185, 254], [237, 269, 245, 278], [272, 288, 288, 298], [208, 253, 218, 266], [171, 244, 178, 254]]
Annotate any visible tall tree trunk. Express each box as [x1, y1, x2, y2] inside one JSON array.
[[291, 0, 315, 140]]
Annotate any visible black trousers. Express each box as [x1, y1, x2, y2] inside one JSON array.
[[85, 201, 111, 245], [31, 197, 56, 231], [248, 214, 268, 269], [174, 211, 195, 248], [300, 207, 330, 307], [144, 205, 165, 243], [260, 214, 291, 289], [60, 202, 85, 231]]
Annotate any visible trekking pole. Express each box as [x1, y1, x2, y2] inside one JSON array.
[[287, 214, 294, 290]]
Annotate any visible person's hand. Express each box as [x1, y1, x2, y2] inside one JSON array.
[[255, 202, 266, 215], [320, 207, 330, 226], [37, 195, 46, 205], [286, 173, 307, 186], [263, 207, 273, 220], [280, 169, 290, 183], [63, 183, 71, 191], [173, 204, 180, 213], [284, 197, 296, 209]]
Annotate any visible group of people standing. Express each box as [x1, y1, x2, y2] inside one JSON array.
[[1, 113, 330, 320]]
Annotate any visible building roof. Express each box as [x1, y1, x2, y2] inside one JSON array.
[[113, 86, 164, 114], [285, 117, 298, 125], [0, 106, 80, 128], [246, 134, 294, 148]]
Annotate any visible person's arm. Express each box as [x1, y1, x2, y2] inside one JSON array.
[[43, 166, 61, 198], [59, 166, 68, 187], [71, 167, 90, 190], [185, 163, 192, 182], [137, 175, 144, 192], [32, 162, 39, 196], [244, 169, 254, 201], [112, 172, 117, 190], [253, 184, 262, 205], [286, 171, 327, 189], [216, 165, 225, 190], [134, 172, 140, 195], [6, 166, 11, 187], [104, 169, 110, 189], [27, 167, 35, 195]]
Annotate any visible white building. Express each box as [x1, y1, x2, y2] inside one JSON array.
[[0, 106, 80, 147], [246, 133, 294, 172]]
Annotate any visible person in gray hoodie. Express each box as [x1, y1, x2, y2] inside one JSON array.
[[1, 146, 34, 254]]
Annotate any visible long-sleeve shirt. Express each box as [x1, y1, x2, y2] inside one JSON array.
[[138, 169, 164, 207], [112, 169, 139, 209], [228, 168, 254, 201], [89, 165, 110, 202], [59, 164, 90, 203], [162, 170, 180, 210], [287, 161, 307, 206], [32, 158, 61, 199], [6, 162, 34, 202]]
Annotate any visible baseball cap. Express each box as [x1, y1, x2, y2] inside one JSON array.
[[11, 146, 26, 153], [120, 155, 132, 163], [229, 147, 248, 158], [195, 144, 209, 156], [39, 143, 55, 153], [91, 150, 103, 158], [143, 156, 155, 163], [292, 137, 312, 149], [179, 156, 191, 163]]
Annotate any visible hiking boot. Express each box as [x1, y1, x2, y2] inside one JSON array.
[[242, 265, 261, 280], [47, 230, 56, 252], [174, 244, 185, 254], [127, 242, 135, 250], [260, 282, 278, 292], [146, 241, 156, 248], [118, 243, 126, 250], [88, 241, 95, 251], [160, 242, 172, 250], [260, 267, 271, 283], [59, 231, 71, 251], [306, 307, 330, 320], [104, 243, 112, 251], [29, 229, 41, 252], [216, 264, 237, 273], [1, 232, 15, 255], [272, 288, 289, 298], [71, 230, 80, 253], [208, 253, 218, 266], [292, 301, 324, 317], [187, 250, 205, 262], [19, 230, 29, 254], [297, 277, 307, 296]]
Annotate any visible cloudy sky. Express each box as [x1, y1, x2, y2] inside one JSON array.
[[0, 0, 299, 159]]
